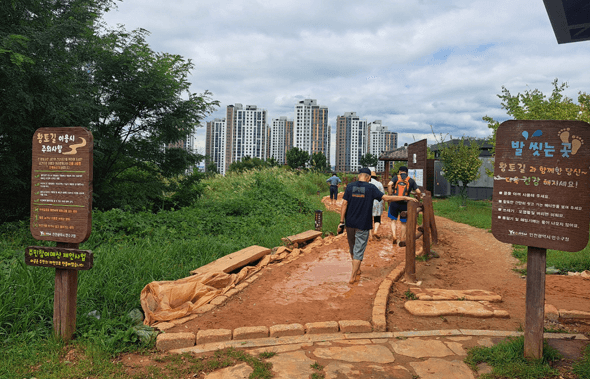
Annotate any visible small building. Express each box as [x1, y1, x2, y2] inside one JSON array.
[[429, 139, 494, 200]]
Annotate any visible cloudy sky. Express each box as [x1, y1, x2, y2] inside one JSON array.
[[103, 0, 589, 165]]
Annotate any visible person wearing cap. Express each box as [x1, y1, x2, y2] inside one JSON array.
[[326, 172, 342, 205], [369, 170, 384, 239], [387, 166, 421, 247], [339, 167, 418, 284]]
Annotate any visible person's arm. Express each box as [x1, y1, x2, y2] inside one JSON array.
[[387, 181, 393, 195], [383, 195, 418, 203], [340, 200, 348, 224]]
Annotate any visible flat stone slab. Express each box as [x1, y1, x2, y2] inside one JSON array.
[[410, 358, 475, 379], [313, 345, 395, 363], [204, 362, 253, 379], [404, 300, 507, 318], [411, 288, 502, 302], [190, 245, 271, 275], [281, 230, 322, 245], [390, 339, 455, 358], [268, 350, 315, 379]]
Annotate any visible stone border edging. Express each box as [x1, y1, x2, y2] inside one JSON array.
[[164, 329, 587, 354], [371, 260, 405, 331]]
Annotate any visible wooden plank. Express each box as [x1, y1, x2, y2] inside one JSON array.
[[405, 201, 417, 282], [524, 246, 546, 359], [282, 230, 322, 245], [190, 245, 271, 275]]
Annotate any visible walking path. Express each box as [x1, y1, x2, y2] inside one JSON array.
[[174, 329, 587, 379]]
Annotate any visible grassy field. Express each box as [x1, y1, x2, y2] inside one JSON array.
[[0, 168, 339, 378], [432, 196, 590, 274]]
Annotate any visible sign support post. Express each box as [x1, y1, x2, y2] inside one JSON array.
[[53, 242, 79, 340], [524, 246, 547, 359]]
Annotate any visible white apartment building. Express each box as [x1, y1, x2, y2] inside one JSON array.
[[231, 104, 268, 163], [269, 117, 292, 165], [205, 118, 227, 175], [368, 120, 395, 172], [293, 99, 330, 160]]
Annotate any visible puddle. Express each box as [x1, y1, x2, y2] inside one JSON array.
[[268, 249, 354, 305]]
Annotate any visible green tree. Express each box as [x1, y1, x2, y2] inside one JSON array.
[[435, 137, 482, 205], [286, 147, 309, 169], [227, 156, 268, 173], [359, 152, 379, 168], [483, 79, 590, 155], [205, 159, 219, 175], [0, 0, 217, 220], [309, 152, 329, 172]]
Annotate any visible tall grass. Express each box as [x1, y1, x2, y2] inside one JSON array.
[[432, 196, 590, 273], [0, 168, 339, 378]]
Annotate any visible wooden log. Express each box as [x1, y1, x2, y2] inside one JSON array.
[[405, 201, 417, 282], [524, 246, 546, 359], [190, 245, 271, 275]]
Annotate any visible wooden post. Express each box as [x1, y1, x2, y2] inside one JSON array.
[[423, 191, 438, 244], [422, 193, 431, 257], [54, 242, 79, 340], [405, 201, 417, 282], [524, 246, 546, 359]]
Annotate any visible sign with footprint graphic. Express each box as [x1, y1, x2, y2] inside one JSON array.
[[30, 127, 93, 244], [492, 120, 590, 251]]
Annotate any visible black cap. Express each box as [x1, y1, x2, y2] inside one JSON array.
[[398, 166, 408, 172], [359, 167, 371, 175]]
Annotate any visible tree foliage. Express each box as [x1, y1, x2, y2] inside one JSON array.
[[309, 152, 329, 172], [285, 147, 309, 169], [483, 79, 590, 155], [435, 137, 482, 204], [0, 0, 217, 221], [359, 153, 379, 169]]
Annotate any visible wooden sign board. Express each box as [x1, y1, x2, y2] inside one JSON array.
[[492, 120, 590, 252], [25, 246, 93, 270], [30, 127, 93, 244]]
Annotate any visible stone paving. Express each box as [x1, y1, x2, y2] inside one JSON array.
[[172, 330, 587, 378]]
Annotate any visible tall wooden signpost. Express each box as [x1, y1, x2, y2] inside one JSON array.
[[27, 127, 93, 340], [492, 120, 590, 359]]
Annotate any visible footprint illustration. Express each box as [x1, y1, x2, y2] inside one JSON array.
[[63, 137, 87, 155], [571, 135, 584, 154], [558, 128, 571, 143]]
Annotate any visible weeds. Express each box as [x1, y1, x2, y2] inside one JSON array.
[[404, 290, 418, 300], [465, 336, 561, 378]]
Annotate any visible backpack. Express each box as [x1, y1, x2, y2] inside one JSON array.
[[393, 174, 411, 197]]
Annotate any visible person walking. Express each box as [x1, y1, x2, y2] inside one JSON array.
[[387, 166, 421, 247], [369, 170, 384, 239], [339, 168, 418, 284], [326, 172, 342, 205]]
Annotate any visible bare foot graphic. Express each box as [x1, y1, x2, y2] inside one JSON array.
[[571, 135, 584, 154], [63, 137, 87, 155], [558, 128, 571, 143]]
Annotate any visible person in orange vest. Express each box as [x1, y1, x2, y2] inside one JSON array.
[[387, 166, 421, 247]]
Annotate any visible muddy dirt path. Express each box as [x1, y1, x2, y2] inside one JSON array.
[[169, 204, 590, 336]]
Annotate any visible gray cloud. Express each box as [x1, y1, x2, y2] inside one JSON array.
[[103, 0, 590, 162]]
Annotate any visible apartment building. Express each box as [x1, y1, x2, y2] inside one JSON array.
[[205, 118, 227, 175], [269, 116, 293, 165], [368, 120, 397, 172], [335, 112, 368, 172], [205, 103, 268, 174], [293, 99, 330, 160]]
